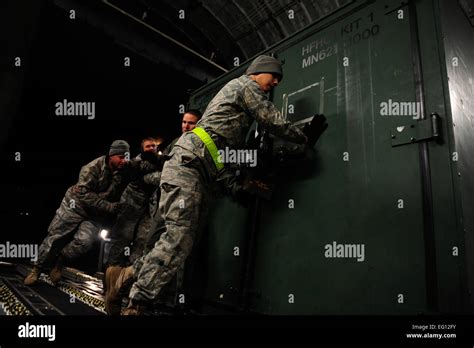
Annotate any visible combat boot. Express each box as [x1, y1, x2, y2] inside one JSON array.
[[104, 265, 135, 315], [104, 265, 123, 315], [49, 256, 64, 286], [121, 299, 145, 315], [24, 266, 40, 286]]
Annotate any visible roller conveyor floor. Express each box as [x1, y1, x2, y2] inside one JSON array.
[[0, 262, 105, 315], [0, 262, 189, 316]]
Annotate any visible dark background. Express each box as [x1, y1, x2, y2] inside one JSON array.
[[1, 1, 202, 272], [0, 0, 354, 273]]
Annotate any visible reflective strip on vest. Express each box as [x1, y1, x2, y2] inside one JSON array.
[[192, 127, 224, 170]]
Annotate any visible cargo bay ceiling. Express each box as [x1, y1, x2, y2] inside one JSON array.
[[51, 0, 352, 82]]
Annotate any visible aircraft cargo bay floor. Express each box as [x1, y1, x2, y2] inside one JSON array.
[[0, 262, 105, 315], [0, 262, 189, 316]]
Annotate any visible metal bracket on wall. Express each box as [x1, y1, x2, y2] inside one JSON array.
[[391, 113, 441, 147]]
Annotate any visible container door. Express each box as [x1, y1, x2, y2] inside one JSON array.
[[251, 0, 431, 314]]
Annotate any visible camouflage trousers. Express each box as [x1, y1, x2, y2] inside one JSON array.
[[107, 190, 156, 267], [132, 213, 181, 306], [36, 197, 101, 269], [129, 133, 216, 302]]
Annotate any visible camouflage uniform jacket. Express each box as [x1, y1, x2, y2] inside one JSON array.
[[195, 74, 307, 152], [65, 156, 120, 217]]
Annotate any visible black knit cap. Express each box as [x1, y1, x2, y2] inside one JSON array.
[[246, 55, 283, 80], [109, 140, 130, 156]]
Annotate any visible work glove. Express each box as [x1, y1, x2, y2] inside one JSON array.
[[118, 160, 141, 182], [241, 175, 274, 200], [118, 159, 152, 179], [138, 159, 161, 175], [140, 151, 164, 168], [227, 169, 274, 203], [302, 114, 328, 148]]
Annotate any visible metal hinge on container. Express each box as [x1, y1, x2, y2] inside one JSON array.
[[391, 113, 441, 147]]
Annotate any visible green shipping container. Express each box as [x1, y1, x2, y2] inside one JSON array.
[[187, 0, 474, 315]]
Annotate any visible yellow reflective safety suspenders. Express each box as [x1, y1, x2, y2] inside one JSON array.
[[192, 127, 224, 170]]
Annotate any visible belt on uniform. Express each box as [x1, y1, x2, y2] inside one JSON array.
[[192, 127, 224, 170]]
